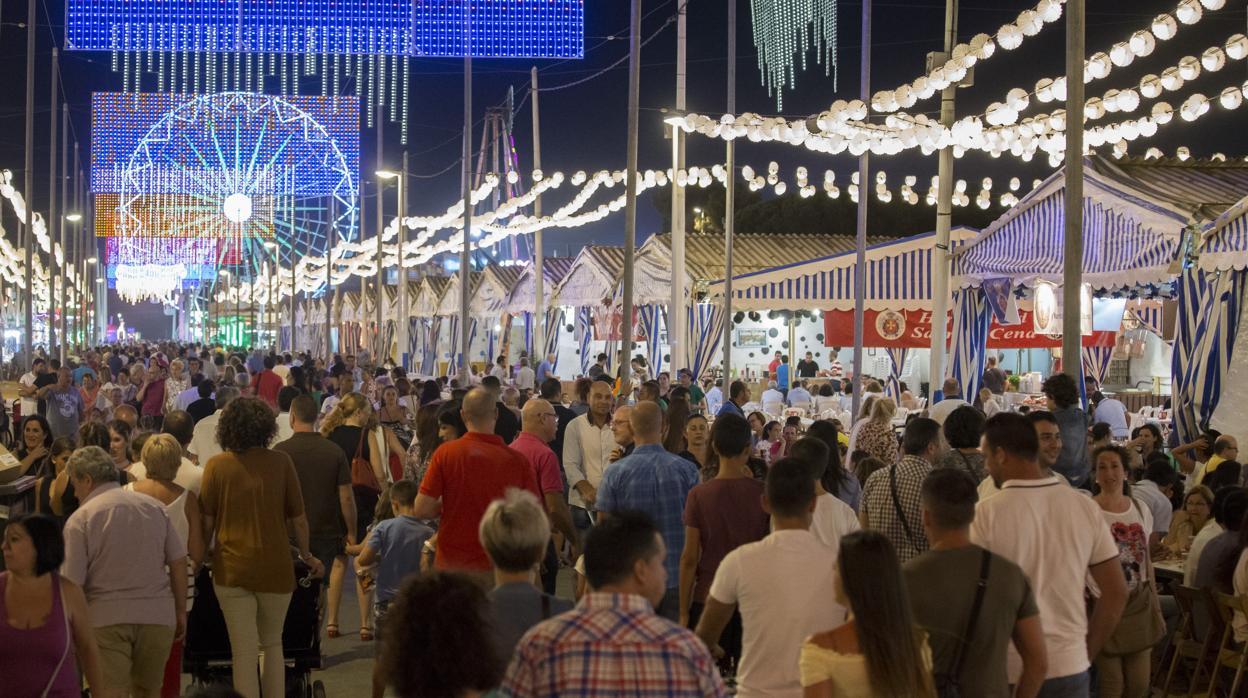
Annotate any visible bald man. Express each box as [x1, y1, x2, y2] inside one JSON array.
[[414, 388, 542, 585], [511, 399, 580, 593], [595, 401, 700, 621]]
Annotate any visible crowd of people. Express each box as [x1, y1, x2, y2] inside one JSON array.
[[0, 341, 1230, 698]]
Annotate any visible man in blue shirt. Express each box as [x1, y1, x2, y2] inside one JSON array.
[[776, 355, 791, 395], [596, 401, 700, 622], [536, 352, 557, 384], [716, 380, 749, 418]]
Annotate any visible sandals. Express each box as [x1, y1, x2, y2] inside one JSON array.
[[360, 627, 374, 642], [326, 624, 340, 639]]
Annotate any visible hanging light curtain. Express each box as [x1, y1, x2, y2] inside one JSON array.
[[544, 307, 564, 373], [885, 347, 909, 400], [750, 0, 839, 109], [949, 288, 992, 401], [638, 304, 667, 377], [685, 303, 726, 381], [577, 307, 594, 377]]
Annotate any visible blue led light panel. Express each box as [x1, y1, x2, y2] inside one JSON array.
[[67, 0, 584, 58], [413, 1, 584, 58], [91, 92, 360, 197]]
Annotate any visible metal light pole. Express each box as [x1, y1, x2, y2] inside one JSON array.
[[851, 0, 872, 421], [531, 67, 545, 360], [49, 47, 59, 358], [669, 1, 688, 375], [1062, 0, 1085, 379], [460, 53, 473, 385], [60, 104, 69, 355], [721, 0, 737, 386], [377, 166, 406, 367], [23, 0, 36, 360], [375, 106, 384, 353], [928, 0, 958, 399], [620, 0, 642, 393]]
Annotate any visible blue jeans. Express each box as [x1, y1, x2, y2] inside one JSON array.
[[1036, 671, 1089, 698]]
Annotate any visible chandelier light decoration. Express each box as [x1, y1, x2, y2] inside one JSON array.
[[751, 0, 838, 109], [65, 0, 585, 143]]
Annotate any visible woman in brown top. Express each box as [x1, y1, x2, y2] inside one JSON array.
[[854, 397, 900, 466], [200, 398, 323, 698]]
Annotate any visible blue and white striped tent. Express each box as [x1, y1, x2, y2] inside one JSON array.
[[703, 227, 979, 311], [1198, 194, 1248, 274]]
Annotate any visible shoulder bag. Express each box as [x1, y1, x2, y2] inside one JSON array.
[[350, 427, 382, 495], [934, 549, 991, 698], [889, 464, 920, 555], [1101, 498, 1166, 656]]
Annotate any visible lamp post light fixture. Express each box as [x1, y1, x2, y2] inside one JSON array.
[[376, 167, 407, 369]]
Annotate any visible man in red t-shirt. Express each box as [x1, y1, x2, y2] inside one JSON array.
[[511, 398, 580, 592], [414, 388, 541, 583], [251, 355, 285, 409], [768, 351, 782, 380]]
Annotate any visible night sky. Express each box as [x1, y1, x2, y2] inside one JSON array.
[[0, 0, 1245, 339]]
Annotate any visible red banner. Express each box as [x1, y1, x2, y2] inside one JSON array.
[[822, 309, 1115, 349]]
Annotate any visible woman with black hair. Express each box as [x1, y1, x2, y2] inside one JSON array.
[[801, 530, 935, 697], [379, 572, 505, 698], [15, 414, 54, 478], [934, 405, 987, 482], [805, 420, 860, 510], [0, 513, 107, 697], [419, 379, 442, 407]]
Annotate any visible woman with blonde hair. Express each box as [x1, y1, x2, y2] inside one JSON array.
[[164, 359, 188, 414], [322, 392, 387, 641], [849, 397, 899, 466], [128, 433, 205, 698]]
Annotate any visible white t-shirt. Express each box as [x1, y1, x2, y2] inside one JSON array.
[[1233, 549, 1248, 641], [127, 456, 204, 495], [515, 367, 536, 391], [189, 412, 224, 465], [709, 529, 846, 698], [275, 411, 295, 445], [18, 372, 38, 418], [811, 493, 861, 551], [1087, 500, 1152, 597], [970, 475, 1118, 681], [928, 398, 970, 425]]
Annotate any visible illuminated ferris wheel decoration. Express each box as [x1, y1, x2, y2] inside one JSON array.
[[110, 91, 359, 302]]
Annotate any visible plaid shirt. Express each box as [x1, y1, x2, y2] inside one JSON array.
[[596, 444, 700, 582], [499, 592, 728, 698], [861, 455, 932, 563]]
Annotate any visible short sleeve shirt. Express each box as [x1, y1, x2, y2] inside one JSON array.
[[905, 546, 1039, 698], [682, 477, 769, 602], [510, 432, 563, 494], [200, 447, 306, 593], [274, 432, 352, 539], [420, 432, 542, 571], [970, 476, 1118, 680]]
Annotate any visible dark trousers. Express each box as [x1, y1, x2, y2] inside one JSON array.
[[689, 600, 744, 674], [655, 587, 680, 623], [541, 539, 559, 595]]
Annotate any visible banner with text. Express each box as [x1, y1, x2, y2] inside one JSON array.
[[822, 309, 1116, 349]]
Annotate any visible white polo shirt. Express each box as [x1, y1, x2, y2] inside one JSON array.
[[709, 529, 846, 698], [561, 413, 615, 510], [970, 475, 1118, 680]]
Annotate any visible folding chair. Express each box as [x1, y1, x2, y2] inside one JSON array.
[[1206, 592, 1248, 697], [1160, 585, 1217, 696]]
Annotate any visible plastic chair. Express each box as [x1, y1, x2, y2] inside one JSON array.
[[1160, 585, 1217, 696], [1207, 592, 1248, 696]]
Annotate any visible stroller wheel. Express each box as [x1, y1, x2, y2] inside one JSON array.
[[312, 680, 326, 698]]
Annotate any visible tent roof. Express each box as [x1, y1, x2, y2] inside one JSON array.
[[1199, 194, 1248, 272], [505, 257, 576, 314], [413, 276, 450, 317], [473, 264, 527, 316], [705, 226, 979, 311], [953, 155, 1248, 290], [552, 245, 627, 308], [436, 271, 482, 316]]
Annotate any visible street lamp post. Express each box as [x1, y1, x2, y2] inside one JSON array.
[[219, 270, 232, 346], [264, 241, 278, 349], [376, 167, 406, 368]]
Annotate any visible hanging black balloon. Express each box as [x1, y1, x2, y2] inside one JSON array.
[[817, 334, 825, 342], [566, 324, 574, 333], [768, 328, 779, 338], [734, 312, 746, 324]]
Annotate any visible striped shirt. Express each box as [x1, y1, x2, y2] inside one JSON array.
[[500, 592, 728, 698]]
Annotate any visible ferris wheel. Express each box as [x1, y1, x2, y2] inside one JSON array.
[[112, 91, 358, 302]]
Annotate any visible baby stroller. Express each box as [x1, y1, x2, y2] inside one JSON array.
[[183, 556, 326, 698]]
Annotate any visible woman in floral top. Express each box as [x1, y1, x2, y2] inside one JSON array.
[[163, 359, 189, 413], [853, 397, 900, 466]]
